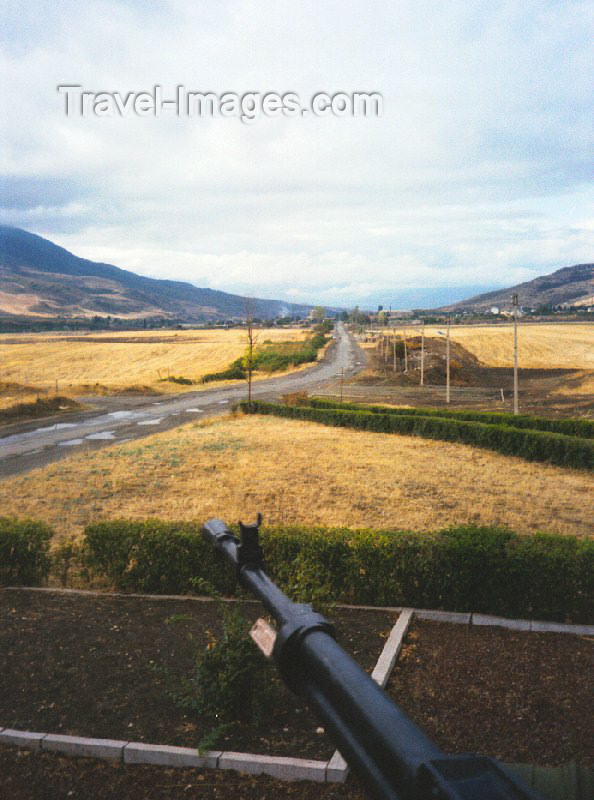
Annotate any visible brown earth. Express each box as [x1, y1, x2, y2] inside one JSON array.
[[387, 620, 594, 767], [0, 589, 394, 759], [347, 337, 593, 417]]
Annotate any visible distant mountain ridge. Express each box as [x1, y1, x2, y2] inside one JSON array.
[[441, 263, 594, 311], [0, 226, 314, 321]]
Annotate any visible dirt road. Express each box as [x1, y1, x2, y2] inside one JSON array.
[[0, 324, 365, 477]]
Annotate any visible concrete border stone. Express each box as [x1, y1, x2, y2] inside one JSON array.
[[42, 734, 127, 760], [0, 728, 46, 750], [415, 609, 471, 624], [326, 750, 349, 782], [472, 614, 531, 631], [371, 608, 413, 688], [123, 742, 220, 768], [530, 620, 594, 635], [218, 752, 327, 782]]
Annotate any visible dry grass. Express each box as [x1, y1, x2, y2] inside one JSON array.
[[423, 323, 594, 369], [3, 413, 592, 542], [551, 370, 594, 397], [0, 327, 309, 397]]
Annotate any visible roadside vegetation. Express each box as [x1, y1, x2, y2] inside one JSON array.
[[201, 327, 330, 383], [245, 399, 593, 470], [1, 413, 592, 540], [0, 326, 312, 402]]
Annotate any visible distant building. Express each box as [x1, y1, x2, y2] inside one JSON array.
[[490, 306, 500, 314]]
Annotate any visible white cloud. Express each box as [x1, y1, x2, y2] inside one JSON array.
[[1, 0, 592, 304]]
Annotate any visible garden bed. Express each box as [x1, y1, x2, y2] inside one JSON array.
[[0, 589, 394, 759], [387, 619, 594, 767]]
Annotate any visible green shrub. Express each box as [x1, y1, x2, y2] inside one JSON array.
[[83, 519, 236, 594], [242, 401, 593, 470], [0, 517, 53, 586], [309, 397, 594, 439], [172, 602, 277, 727], [82, 519, 594, 622], [201, 366, 246, 383], [159, 375, 194, 385]]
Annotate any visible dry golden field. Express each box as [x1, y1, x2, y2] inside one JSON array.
[[422, 323, 594, 369], [3, 413, 591, 542], [0, 327, 310, 404]]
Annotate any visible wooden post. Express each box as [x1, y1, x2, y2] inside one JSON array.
[[512, 293, 519, 415], [420, 323, 425, 386], [446, 317, 451, 404], [403, 328, 408, 372]]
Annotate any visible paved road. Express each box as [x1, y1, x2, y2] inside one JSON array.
[[0, 324, 365, 477]]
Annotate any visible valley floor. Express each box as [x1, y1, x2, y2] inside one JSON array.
[[1, 412, 591, 540]]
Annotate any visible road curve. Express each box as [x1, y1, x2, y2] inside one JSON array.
[[0, 323, 365, 478]]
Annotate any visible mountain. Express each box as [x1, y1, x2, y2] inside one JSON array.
[[0, 226, 314, 321], [441, 263, 594, 311]]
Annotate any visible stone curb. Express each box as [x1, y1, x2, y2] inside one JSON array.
[[0, 728, 46, 749], [327, 607, 414, 783], [0, 586, 403, 614], [42, 733, 128, 760], [123, 742, 220, 769], [219, 752, 327, 782]]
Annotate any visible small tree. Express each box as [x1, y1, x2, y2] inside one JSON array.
[[244, 298, 258, 410], [312, 305, 325, 323]]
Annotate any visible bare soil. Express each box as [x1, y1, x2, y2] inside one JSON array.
[[1, 595, 592, 799], [0, 589, 394, 759], [346, 337, 593, 417], [387, 620, 594, 767], [0, 747, 369, 799]]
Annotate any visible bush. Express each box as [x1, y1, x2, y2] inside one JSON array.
[[243, 401, 593, 470], [201, 366, 246, 383], [0, 517, 53, 586], [83, 519, 236, 594], [172, 602, 277, 727], [309, 397, 594, 439], [81, 519, 594, 622]]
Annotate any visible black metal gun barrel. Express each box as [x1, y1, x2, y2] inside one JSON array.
[[202, 517, 543, 800]]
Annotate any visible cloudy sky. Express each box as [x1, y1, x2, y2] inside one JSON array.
[[1, 0, 592, 307]]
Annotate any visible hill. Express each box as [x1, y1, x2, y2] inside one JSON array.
[[0, 226, 314, 322], [441, 263, 594, 311]]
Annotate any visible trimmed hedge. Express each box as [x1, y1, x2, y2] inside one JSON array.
[[308, 397, 594, 439], [242, 401, 594, 470], [0, 517, 53, 586], [84, 520, 237, 595], [80, 520, 594, 623]]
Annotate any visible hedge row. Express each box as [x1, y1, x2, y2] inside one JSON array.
[[243, 401, 594, 470], [0, 517, 52, 586], [1, 518, 592, 622], [81, 520, 594, 623], [309, 397, 594, 439]]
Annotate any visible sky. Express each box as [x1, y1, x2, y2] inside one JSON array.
[[1, 0, 592, 308]]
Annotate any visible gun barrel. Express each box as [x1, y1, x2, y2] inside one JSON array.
[[202, 517, 543, 800]]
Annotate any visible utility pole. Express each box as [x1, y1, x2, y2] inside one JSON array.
[[420, 322, 425, 386], [512, 293, 519, 415], [446, 316, 451, 404], [403, 328, 408, 372], [393, 329, 397, 372]]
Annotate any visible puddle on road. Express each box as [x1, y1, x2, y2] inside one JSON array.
[[58, 439, 85, 447], [36, 423, 78, 433], [107, 411, 133, 420], [137, 418, 163, 426], [85, 431, 116, 440], [185, 408, 203, 413]]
